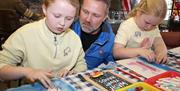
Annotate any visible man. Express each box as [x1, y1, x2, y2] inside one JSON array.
[[71, 0, 115, 69]]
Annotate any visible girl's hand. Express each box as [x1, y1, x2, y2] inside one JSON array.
[[155, 52, 168, 64], [24, 68, 54, 88], [138, 48, 155, 62], [55, 68, 74, 77]]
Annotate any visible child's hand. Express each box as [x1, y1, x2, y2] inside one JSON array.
[[24, 68, 54, 88], [138, 48, 155, 62], [155, 52, 168, 64], [55, 68, 74, 77]]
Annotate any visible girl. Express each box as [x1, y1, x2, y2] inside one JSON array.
[[113, 0, 168, 64], [0, 0, 86, 88]]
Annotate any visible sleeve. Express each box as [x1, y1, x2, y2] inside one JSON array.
[[0, 31, 25, 68], [106, 32, 115, 62], [115, 22, 131, 46], [154, 27, 162, 37], [72, 48, 87, 73]]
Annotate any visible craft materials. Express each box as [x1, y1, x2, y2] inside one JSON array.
[[83, 71, 132, 91], [154, 76, 180, 91]]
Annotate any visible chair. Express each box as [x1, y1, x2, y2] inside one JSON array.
[[161, 32, 180, 49], [0, 9, 21, 50]]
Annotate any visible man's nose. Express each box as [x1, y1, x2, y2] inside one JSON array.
[[86, 14, 92, 22]]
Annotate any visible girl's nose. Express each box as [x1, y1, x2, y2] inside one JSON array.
[[59, 18, 65, 26]]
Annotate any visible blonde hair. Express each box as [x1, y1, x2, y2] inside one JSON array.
[[127, 0, 167, 19], [43, 0, 80, 15]]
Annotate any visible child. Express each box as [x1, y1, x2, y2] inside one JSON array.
[[0, 0, 87, 88], [113, 0, 168, 64]]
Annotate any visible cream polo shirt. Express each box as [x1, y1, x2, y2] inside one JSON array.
[[115, 17, 161, 49], [0, 18, 87, 73]]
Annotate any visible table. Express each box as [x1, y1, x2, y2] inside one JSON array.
[[6, 47, 180, 91]]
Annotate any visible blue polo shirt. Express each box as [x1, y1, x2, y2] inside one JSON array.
[[71, 19, 115, 69]]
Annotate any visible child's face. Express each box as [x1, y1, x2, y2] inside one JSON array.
[[136, 13, 162, 31], [42, 0, 76, 34]]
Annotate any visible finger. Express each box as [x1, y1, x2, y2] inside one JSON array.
[[42, 74, 54, 88], [156, 54, 164, 64], [145, 53, 152, 62], [149, 52, 155, 62], [45, 72, 53, 78], [39, 78, 49, 88], [155, 55, 161, 64], [69, 70, 75, 75], [29, 78, 35, 83], [60, 71, 69, 77], [62, 71, 69, 77], [160, 56, 168, 64]]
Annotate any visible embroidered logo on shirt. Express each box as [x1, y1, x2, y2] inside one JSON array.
[[64, 47, 71, 56], [99, 48, 104, 56], [134, 31, 141, 37]]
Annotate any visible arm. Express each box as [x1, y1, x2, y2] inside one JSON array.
[[0, 33, 53, 88], [153, 37, 168, 63], [71, 48, 87, 73], [0, 65, 53, 88], [113, 43, 155, 61]]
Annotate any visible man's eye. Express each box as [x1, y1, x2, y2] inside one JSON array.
[[82, 9, 89, 14], [93, 14, 100, 18]]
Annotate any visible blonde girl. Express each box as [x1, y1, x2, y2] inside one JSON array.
[[113, 0, 168, 64]]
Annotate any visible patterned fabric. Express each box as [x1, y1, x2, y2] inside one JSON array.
[[61, 73, 100, 91], [166, 47, 180, 72]]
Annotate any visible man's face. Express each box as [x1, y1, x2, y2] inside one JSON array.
[[79, 0, 107, 34]]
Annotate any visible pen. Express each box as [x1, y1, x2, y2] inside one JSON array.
[[116, 67, 142, 81], [77, 74, 86, 82]]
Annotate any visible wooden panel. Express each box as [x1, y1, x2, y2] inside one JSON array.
[[161, 32, 180, 48]]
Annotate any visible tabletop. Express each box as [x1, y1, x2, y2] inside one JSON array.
[[6, 47, 180, 91]]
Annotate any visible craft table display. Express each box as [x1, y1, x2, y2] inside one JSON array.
[[6, 47, 180, 91]]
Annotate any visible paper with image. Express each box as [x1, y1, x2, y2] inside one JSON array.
[[117, 58, 166, 78]]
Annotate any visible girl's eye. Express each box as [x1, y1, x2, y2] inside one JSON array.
[[145, 21, 150, 24], [54, 14, 61, 18], [66, 17, 73, 21]]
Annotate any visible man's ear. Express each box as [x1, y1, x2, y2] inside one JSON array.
[[103, 15, 108, 21], [42, 5, 47, 16]]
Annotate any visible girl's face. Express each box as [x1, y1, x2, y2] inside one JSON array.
[[42, 0, 76, 34], [135, 12, 162, 31]]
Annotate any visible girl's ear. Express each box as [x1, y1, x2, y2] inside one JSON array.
[[42, 5, 47, 16], [136, 10, 142, 16]]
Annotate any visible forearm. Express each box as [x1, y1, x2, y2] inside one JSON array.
[[153, 37, 167, 54], [113, 46, 140, 59], [0, 65, 28, 81]]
